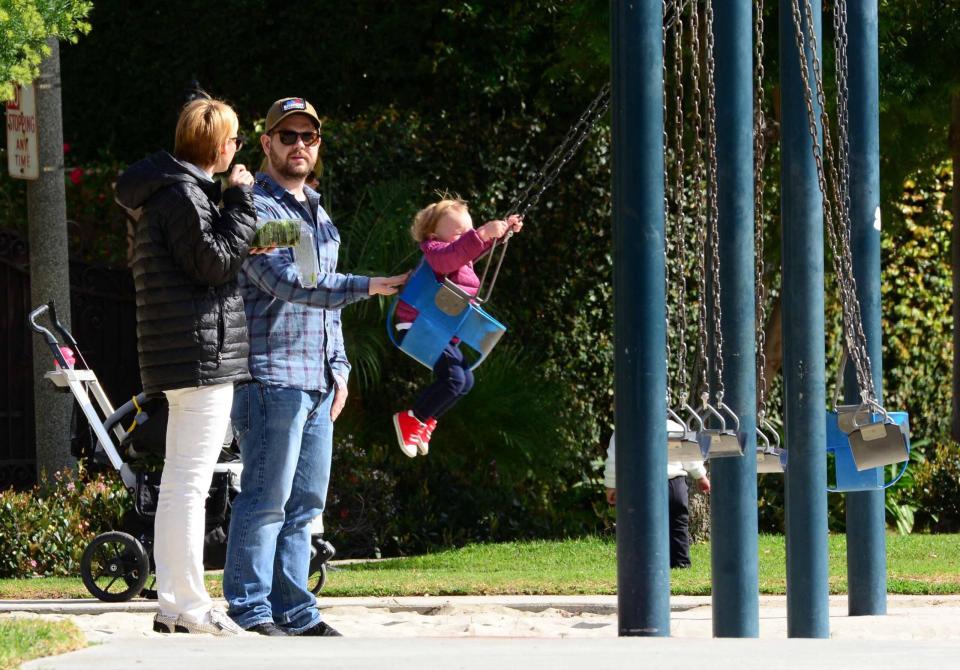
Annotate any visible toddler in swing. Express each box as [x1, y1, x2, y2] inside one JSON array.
[[392, 197, 523, 457]]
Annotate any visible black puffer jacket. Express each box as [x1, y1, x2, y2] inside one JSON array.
[[115, 151, 257, 395]]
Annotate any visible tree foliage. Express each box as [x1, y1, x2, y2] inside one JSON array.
[[0, 0, 92, 100], [877, 1, 960, 206]]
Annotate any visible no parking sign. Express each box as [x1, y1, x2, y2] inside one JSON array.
[[5, 84, 39, 180]]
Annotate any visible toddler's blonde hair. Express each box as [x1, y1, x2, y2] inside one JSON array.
[[410, 197, 468, 242]]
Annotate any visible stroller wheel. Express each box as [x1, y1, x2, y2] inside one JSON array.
[[308, 562, 328, 595], [308, 536, 335, 595], [80, 531, 150, 602]]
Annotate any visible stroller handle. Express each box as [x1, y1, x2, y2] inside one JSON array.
[[29, 303, 70, 369], [29, 301, 83, 369], [32, 301, 80, 348]]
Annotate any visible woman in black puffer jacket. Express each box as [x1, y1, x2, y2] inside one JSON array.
[[115, 98, 256, 637]]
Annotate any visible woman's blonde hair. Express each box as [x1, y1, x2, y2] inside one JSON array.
[[174, 98, 238, 168], [410, 197, 468, 242]]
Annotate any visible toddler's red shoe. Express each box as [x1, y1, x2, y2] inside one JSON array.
[[417, 418, 437, 456], [393, 411, 424, 458]]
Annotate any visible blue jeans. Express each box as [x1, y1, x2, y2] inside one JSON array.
[[224, 381, 334, 632], [411, 341, 475, 422]]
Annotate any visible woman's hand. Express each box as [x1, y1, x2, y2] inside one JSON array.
[[227, 164, 254, 189]]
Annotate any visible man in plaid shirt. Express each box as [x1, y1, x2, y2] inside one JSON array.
[[224, 97, 406, 637]]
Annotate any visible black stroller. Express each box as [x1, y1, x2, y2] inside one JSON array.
[[29, 301, 335, 602]]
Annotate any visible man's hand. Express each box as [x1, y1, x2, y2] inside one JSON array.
[[368, 272, 409, 296], [249, 245, 276, 255], [331, 383, 348, 421], [227, 164, 254, 188], [696, 476, 711, 494], [606, 487, 617, 505]]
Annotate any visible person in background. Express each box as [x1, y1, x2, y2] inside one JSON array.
[[603, 421, 711, 569]]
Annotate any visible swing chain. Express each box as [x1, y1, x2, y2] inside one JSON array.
[[505, 87, 611, 220], [789, 0, 876, 403], [663, 0, 674, 405], [669, 0, 690, 404], [800, 0, 869, 394], [753, 0, 770, 420], [830, 0, 876, 400], [690, 2, 710, 402], [478, 2, 693, 307], [705, 0, 726, 403], [476, 85, 611, 303]]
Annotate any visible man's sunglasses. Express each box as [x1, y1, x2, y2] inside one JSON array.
[[273, 129, 321, 147]]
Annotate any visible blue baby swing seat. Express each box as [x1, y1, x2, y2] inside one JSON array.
[[386, 260, 507, 371]]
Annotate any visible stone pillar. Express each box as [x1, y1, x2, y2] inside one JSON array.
[[28, 38, 75, 482]]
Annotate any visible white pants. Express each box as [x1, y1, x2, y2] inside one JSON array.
[[155, 383, 233, 622]]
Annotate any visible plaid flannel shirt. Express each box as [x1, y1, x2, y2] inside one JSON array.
[[237, 172, 370, 392]]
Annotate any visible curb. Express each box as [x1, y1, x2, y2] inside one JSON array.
[[3, 594, 957, 617], [0, 595, 704, 616]]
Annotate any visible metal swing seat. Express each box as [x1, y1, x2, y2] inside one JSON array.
[[387, 261, 506, 371], [755, 419, 786, 474], [667, 407, 706, 461], [697, 398, 747, 459]]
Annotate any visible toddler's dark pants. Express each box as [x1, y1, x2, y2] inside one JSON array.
[[668, 475, 692, 569], [412, 342, 474, 422]]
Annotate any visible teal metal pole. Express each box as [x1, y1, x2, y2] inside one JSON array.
[[844, 0, 887, 617], [779, 0, 830, 638], [712, 0, 760, 638], [611, 0, 670, 637]]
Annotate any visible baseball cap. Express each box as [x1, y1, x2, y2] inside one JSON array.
[[265, 97, 321, 133]]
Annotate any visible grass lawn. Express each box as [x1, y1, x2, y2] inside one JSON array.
[[1, 534, 958, 600], [0, 618, 85, 670]]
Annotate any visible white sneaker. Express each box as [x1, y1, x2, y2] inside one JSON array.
[[175, 607, 246, 636]]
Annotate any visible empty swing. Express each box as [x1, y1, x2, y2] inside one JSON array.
[[387, 85, 611, 370], [789, 0, 910, 486], [664, 0, 745, 461], [752, 0, 785, 474]]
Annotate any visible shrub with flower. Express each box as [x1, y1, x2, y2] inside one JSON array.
[[0, 465, 128, 578]]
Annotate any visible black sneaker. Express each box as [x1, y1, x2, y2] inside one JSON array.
[[152, 613, 178, 634], [247, 622, 289, 636], [296, 621, 342, 637]]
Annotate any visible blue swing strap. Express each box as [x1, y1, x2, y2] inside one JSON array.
[[827, 455, 910, 493]]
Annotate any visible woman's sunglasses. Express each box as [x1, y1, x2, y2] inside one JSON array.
[[273, 129, 321, 147], [229, 134, 246, 150]]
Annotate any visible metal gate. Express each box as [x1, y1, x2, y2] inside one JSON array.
[[0, 229, 138, 489]]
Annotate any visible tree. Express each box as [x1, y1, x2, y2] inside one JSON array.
[[0, 0, 92, 100]]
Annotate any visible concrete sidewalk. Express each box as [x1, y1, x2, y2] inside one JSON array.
[[5, 595, 959, 669]]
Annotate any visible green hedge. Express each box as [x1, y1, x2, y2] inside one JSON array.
[[0, 467, 127, 578]]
